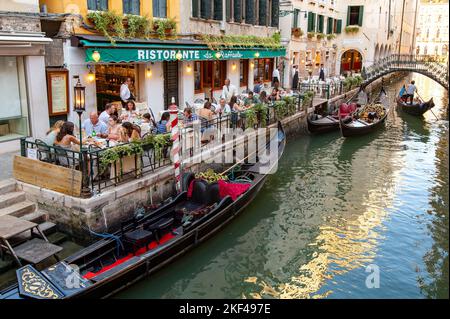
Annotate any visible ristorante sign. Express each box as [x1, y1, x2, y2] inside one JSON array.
[[85, 47, 286, 63]]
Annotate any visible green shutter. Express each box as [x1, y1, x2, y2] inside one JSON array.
[[271, 0, 279, 27], [318, 15, 324, 33], [294, 9, 299, 28], [234, 0, 242, 22], [246, 0, 255, 24], [312, 13, 316, 31], [192, 0, 199, 18], [336, 19, 342, 33], [259, 0, 267, 26], [214, 0, 223, 20], [327, 17, 333, 34], [346, 6, 351, 25], [307, 12, 313, 32], [358, 6, 364, 26]]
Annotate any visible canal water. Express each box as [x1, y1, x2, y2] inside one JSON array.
[[118, 74, 448, 299]]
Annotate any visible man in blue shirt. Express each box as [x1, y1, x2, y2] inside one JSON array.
[[82, 111, 108, 138]]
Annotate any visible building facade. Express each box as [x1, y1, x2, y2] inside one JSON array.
[[415, 0, 449, 58], [38, 0, 284, 129], [280, 0, 420, 85], [0, 0, 51, 153]]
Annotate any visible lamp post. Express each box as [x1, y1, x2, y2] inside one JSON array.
[[73, 76, 91, 198]]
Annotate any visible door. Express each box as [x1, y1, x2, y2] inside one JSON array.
[[163, 61, 179, 109]]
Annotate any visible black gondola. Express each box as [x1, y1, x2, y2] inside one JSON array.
[[0, 123, 286, 300], [396, 97, 435, 116], [307, 113, 340, 134], [339, 89, 391, 137]]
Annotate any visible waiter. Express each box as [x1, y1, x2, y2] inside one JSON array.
[[292, 65, 299, 90], [120, 77, 135, 108], [319, 64, 326, 82], [272, 66, 280, 86]]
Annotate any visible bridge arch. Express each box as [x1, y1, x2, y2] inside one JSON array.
[[340, 49, 364, 75], [361, 55, 449, 91]]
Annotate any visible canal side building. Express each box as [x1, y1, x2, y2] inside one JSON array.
[[38, 0, 285, 128], [0, 0, 52, 154]]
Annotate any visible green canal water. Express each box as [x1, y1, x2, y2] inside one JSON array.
[[118, 74, 449, 299]]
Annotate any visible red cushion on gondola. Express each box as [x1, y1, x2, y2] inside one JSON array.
[[348, 103, 357, 112], [218, 180, 251, 201]]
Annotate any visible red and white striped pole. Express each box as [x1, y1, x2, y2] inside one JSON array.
[[169, 97, 181, 193]]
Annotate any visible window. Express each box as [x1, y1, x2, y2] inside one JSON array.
[[194, 0, 223, 20], [293, 9, 300, 28], [240, 60, 249, 87], [253, 58, 273, 82], [246, 0, 255, 24], [153, 0, 167, 18], [234, 0, 243, 23], [317, 15, 324, 33], [271, 0, 279, 27], [307, 12, 316, 32], [194, 61, 227, 93], [327, 17, 333, 34], [87, 0, 108, 11], [123, 0, 140, 15], [0, 57, 29, 141], [258, 0, 268, 26], [194, 61, 202, 92], [347, 5, 363, 26], [335, 19, 342, 33]]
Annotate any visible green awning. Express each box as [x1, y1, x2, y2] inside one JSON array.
[[80, 39, 286, 63]]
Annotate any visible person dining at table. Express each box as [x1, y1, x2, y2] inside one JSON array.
[[120, 100, 139, 122], [82, 111, 108, 138], [229, 95, 244, 112], [198, 101, 215, 121], [140, 113, 154, 135], [183, 107, 199, 126], [43, 120, 64, 146], [216, 98, 231, 115], [54, 122, 80, 148], [244, 91, 259, 106], [269, 88, 281, 102], [156, 112, 171, 134], [107, 115, 121, 141], [120, 122, 141, 142], [99, 103, 114, 125], [259, 91, 269, 104]]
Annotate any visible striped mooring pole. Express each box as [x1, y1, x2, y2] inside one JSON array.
[[169, 97, 181, 193]]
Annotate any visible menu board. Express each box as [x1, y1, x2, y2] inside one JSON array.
[[47, 70, 69, 116]]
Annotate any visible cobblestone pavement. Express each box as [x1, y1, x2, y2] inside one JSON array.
[[0, 151, 18, 181]]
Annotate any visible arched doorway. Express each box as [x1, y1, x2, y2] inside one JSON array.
[[340, 50, 363, 75]]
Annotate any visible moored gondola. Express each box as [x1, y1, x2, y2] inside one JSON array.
[[339, 89, 391, 137], [0, 123, 286, 300], [307, 113, 340, 134], [396, 97, 435, 116]]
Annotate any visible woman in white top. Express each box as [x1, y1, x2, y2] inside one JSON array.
[[120, 100, 139, 122]]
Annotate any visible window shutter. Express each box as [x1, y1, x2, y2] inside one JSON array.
[[294, 9, 299, 28], [192, 0, 199, 18], [336, 19, 342, 33], [358, 6, 364, 26], [246, 0, 255, 24], [317, 15, 324, 33], [307, 12, 313, 32], [214, 0, 223, 20], [226, 0, 232, 21], [201, 0, 211, 19], [346, 6, 351, 25], [259, 0, 267, 26], [327, 17, 333, 34], [234, 0, 242, 23], [271, 0, 279, 27]]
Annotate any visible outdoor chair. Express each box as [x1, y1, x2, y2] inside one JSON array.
[[35, 139, 54, 163]]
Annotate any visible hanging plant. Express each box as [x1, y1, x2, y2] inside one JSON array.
[[153, 18, 177, 40], [126, 15, 151, 39], [99, 142, 144, 174], [87, 11, 125, 44], [200, 33, 282, 51]]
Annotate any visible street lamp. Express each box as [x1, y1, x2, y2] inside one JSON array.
[[73, 76, 91, 198]]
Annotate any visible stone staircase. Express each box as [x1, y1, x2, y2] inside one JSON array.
[[0, 179, 56, 236]]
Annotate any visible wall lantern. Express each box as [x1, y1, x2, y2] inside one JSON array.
[[250, 61, 255, 68], [186, 64, 192, 73], [87, 68, 95, 82], [146, 68, 152, 78], [92, 50, 101, 62], [176, 51, 183, 60], [232, 62, 237, 71]]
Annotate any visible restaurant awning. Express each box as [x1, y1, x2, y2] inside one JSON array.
[[72, 35, 286, 63]]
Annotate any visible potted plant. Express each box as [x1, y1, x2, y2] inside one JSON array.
[[307, 32, 316, 39], [87, 11, 125, 43], [345, 25, 359, 34], [153, 18, 177, 39], [316, 33, 325, 40], [326, 34, 336, 41], [292, 27, 303, 37], [126, 15, 151, 38]]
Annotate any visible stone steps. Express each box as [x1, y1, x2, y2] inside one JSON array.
[[0, 179, 16, 195], [0, 191, 26, 210], [20, 211, 48, 224], [0, 200, 36, 218]]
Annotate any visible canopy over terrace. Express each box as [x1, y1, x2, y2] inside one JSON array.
[[71, 35, 286, 63]]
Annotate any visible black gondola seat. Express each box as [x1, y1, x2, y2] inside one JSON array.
[[146, 217, 174, 243]]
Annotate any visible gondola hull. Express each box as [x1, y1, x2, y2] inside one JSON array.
[[307, 113, 340, 134], [397, 98, 435, 116], [339, 115, 388, 137], [1, 124, 286, 300]]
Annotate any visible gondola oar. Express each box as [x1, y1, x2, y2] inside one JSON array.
[[416, 91, 439, 120]]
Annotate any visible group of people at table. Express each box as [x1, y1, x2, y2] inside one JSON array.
[[41, 78, 290, 154]]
